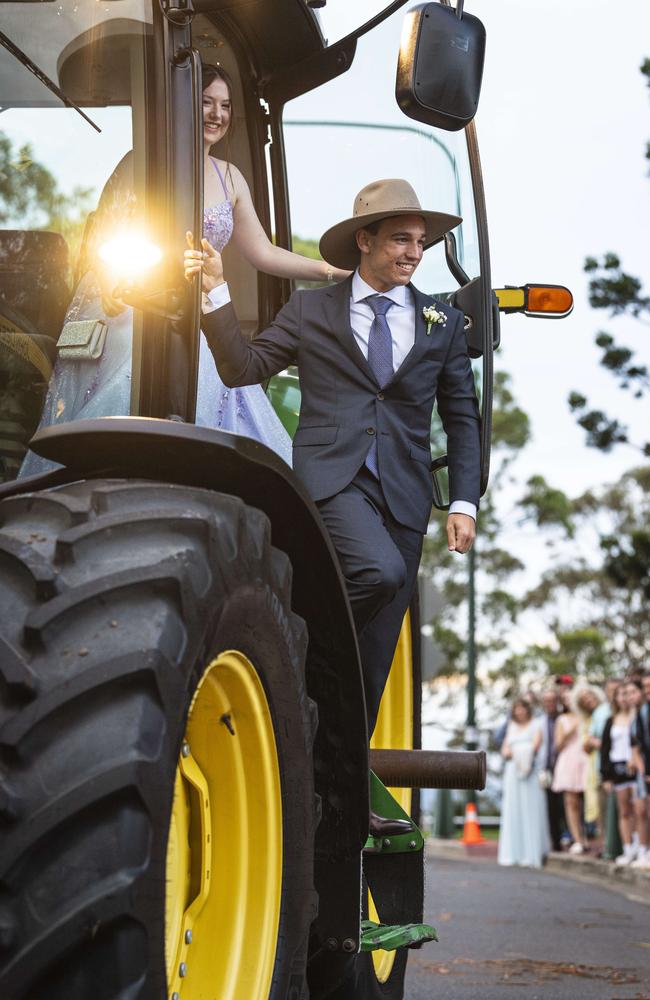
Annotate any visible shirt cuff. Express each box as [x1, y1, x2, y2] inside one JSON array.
[[449, 501, 477, 521], [203, 281, 231, 313]]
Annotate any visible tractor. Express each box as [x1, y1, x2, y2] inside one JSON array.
[[0, 1, 571, 997]]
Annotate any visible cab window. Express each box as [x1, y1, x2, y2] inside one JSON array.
[[0, 2, 150, 482]]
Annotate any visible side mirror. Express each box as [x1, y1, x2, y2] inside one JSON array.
[[396, 1, 486, 131]]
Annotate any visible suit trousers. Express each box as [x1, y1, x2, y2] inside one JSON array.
[[317, 465, 423, 737], [546, 788, 566, 852]]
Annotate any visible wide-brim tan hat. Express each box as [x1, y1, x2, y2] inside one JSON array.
[[319, 178, 462, 271]]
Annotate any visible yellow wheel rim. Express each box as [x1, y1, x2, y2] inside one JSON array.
[[369, 611, 414, 983], [165, 650, 283, 1000]]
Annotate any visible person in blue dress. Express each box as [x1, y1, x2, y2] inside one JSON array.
[[21, 63, 346, 476], [498, 697, 551, 868]]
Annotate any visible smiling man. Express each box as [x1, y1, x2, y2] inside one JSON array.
[[193, 178, 480, 743]]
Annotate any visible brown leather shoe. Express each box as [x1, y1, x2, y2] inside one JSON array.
[[368, 810, 413, 837]]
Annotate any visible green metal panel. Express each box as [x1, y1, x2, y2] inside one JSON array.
[[364, 772, 424, 855], [266, 369, 300, 438], [360, 919, 438, 953]]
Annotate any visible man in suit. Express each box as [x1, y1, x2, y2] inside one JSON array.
[[187, 178, 480, 738]]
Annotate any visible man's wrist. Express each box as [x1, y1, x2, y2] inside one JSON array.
[[203, 281, 231, 313], [448, 500, 477, 521]]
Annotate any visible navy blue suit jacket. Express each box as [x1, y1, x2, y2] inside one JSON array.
[[202, 275, 480, 533]]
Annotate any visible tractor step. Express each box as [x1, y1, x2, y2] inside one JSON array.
[[369, 748, 486, 790], [360, 919, 438, 953]]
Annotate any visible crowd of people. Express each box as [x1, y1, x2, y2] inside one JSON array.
[[497, 671, 650, 870]]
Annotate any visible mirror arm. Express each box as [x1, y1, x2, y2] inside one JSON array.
[[444, 231, 471, 287]]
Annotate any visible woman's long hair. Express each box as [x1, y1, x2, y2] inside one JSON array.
[[202, 62, 235, 188]]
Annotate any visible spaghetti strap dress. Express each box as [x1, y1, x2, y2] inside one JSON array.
[[20, 156, 292, 477], [498, 720, 550, 868]]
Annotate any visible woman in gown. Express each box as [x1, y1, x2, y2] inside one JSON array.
[[21, 63, 345, 476], [498, 698, 550, 868]]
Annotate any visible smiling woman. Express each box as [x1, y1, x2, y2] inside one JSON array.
[[18, 51, 354, 478]]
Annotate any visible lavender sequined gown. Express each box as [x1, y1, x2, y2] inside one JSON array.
[[20, 190, 292, 477]]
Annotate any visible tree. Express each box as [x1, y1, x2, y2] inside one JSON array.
[[569, 59, 650, 456], [515, 465, 650, 679], [420, 371, 530, 679], [0, 131, 94, 272]]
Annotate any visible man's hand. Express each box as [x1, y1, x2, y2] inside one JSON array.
[[184, 231, 224, 293], [446, 513, 476, 554]]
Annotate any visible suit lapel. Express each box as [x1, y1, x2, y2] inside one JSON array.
[[386, 284, 432, 387], [324, 275, 378, 386]]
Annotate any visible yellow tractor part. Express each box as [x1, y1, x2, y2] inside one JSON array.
[[495, 284, 573, 317], [165, 650, 283, 1000], [369, 611, 415, 982]]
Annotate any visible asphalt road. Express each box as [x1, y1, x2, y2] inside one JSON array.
[[404, 854, 650, 1000]]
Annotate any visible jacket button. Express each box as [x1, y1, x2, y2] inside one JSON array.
[[366, 427, 375, 435], [376, 392, 384, 401]]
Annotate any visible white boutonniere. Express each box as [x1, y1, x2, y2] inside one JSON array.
[[423, 304, 446, 335]]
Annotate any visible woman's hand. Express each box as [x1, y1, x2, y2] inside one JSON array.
[[184, 231, 224, 293]]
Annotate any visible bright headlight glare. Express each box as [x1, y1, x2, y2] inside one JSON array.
[[98, 233, 163, 279]]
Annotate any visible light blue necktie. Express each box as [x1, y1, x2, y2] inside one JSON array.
[[365, 294, 394, 477]]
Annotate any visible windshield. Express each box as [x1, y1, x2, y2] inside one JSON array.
[[0, 1, 151, 483], [282, 5, 479, 294]]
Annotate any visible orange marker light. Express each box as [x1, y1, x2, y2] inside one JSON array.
[[526, 285, 573, 316]]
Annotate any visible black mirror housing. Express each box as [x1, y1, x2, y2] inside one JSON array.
[[396, 2, 486, 131]]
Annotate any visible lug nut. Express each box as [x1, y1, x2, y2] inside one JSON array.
[[326, 937, 338, 951], [383, 838, 391, 848], [185, 929, 193, 944], [181, 742, 190, 758], [179, 962, 187, 977], [409, 840, 417, 849], [342, 938, 357, 953]]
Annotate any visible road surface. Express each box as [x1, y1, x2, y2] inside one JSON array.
[[404, 854, 650, 999]]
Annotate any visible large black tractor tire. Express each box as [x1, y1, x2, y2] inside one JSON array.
[[325, 950, 406, 1000], [0, 479, 317, 1000]]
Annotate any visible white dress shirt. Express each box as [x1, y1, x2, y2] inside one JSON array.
[[350, 269, 415, 370], [206, 276, 476, 521]]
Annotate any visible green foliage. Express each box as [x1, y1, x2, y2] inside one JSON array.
[[519, 466, 650, 675], [0, 131, 95, 279], [567, 393, 629, 452], [584, 253, 648, 317], [291, 235, 328, 289], [493, 628, 611, 694], [491, 371, 530, 451], [291, 235, 321, 260], [421, 372, 529, 680], [519, 474, 575, 536]]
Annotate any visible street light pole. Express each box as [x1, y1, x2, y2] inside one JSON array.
[[466, 543, 478, 805]]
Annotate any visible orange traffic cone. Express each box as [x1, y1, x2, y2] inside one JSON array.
[[460, 802, 486, 845]]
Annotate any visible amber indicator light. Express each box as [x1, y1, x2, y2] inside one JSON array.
[[526, 285, 573, 315]]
